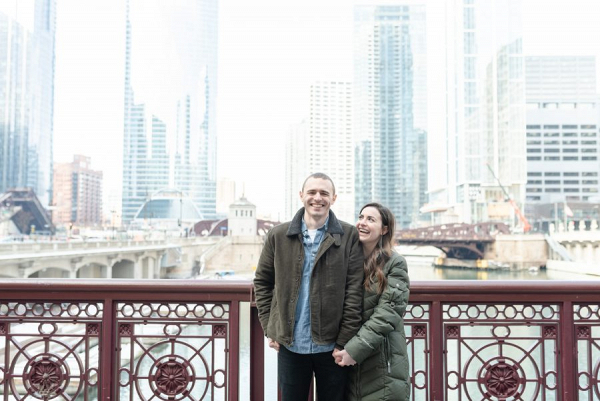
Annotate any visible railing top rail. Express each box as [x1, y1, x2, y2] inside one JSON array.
[[1, 279, 599, 299], [0, 279, 255, 301]]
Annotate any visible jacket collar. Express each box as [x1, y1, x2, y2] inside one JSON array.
[[286, 208, 345, 236]]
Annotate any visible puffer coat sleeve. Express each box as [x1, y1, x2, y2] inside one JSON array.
[[344, 252, 410, 401]]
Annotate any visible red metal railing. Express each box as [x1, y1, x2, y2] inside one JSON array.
[[1, 280, 600, 400]]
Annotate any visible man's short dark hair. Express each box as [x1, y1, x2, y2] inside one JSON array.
[[301, 172, 336, 194]]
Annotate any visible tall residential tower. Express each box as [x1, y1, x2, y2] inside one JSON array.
[[0, 0, 56, 207], [285, 82, 355, 223], [353, 5, 428, 228], [428, 0, 526, 227], [122, 0, 218, 224]]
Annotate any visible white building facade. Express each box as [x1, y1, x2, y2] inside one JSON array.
[[285, 82, 355, 223], [525, 57, 600, 205]]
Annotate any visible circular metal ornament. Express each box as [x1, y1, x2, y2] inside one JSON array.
[[23, 356, 68, 400], [149, 356, 195, 399], [480, 359, 521, 398]]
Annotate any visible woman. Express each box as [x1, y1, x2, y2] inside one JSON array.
[[333, 202, 410, 401]]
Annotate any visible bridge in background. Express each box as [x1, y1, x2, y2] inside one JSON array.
[[396, 222, 511, 259], [0, 237, 217, 279]]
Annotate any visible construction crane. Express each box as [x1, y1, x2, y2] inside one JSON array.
[[486, 163, 531, 233]]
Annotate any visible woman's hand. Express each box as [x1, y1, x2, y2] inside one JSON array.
[[268, 338, 280, 351], [332, 348, 357, 366]]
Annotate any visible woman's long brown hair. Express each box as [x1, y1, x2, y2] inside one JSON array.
[[360, 203, 396, 295]]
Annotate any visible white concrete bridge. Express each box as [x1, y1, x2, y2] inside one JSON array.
[[0, 237, 218, 279], [546, 230, 600, 276]]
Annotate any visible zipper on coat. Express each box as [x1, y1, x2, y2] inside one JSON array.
[[384, 336, 391, 373], [356, 363, 361, 396]]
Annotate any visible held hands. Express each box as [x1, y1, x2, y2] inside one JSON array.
[[268, 338, 280, 352], [332, 348, 357, 367]]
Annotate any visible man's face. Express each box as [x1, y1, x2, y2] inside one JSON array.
[[300, 177, 337, 221]]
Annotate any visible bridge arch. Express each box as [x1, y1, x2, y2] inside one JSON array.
[[28, 267, 70, 278], [112, 259, 135, 279]]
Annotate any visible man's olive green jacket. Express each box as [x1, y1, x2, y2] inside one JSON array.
[[253, 208, 364, 348]]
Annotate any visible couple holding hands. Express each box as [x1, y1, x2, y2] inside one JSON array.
[[254, 173, 410, 401]]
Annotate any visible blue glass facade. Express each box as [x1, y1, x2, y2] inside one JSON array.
[[0, 0, 56, 207], [354, 5, 428, 228]]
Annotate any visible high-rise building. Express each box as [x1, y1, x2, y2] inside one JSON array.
[[525, 56, 599, 229], [0, 0, 56, 207], [353, 5, 428, 228], [53, 155, 103, 227], [122, 0, 218, 224], [428, 0, 525, 227], [285, 82, 355, 223]]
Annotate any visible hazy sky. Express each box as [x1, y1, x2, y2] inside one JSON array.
[[47, 0, 600, 220]]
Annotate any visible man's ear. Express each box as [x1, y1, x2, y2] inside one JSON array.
[[331, 193, 337, 205]]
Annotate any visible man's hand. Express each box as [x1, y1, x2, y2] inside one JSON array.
[[268, 338, 280, 352], [332, 348, 356, 366]]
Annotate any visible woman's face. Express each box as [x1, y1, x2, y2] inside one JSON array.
[[356, 206, 388, 247]]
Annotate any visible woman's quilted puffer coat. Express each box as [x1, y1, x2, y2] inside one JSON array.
[[344, 252, 410, 401]]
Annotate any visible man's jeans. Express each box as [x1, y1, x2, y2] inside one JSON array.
[[278, 346, 348, 401]]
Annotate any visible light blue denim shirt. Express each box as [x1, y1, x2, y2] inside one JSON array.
[[285, 217, 336, 354]]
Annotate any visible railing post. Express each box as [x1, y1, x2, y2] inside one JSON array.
[[229, 301, 240, 401], [250, 306, 265, 401], [430, 301, 444, 401], [560, 301, 576, 400], [101, 297, 115, 400]]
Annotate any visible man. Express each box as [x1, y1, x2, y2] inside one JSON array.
[[254, 172, 364, 401]]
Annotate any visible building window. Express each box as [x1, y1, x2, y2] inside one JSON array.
[[544, 180, 560, 185], [544, 156, 560, 161], [527, 180, 542, 185], [527, 132, 541, 137], [545, 172, 560, 176], [544, 188, 561, 192], [527, 156, 541, 161], [564, 188, 579, 192], [563, 180, 579, 185], [583, 180, 598, 185], [563, 148, 578, 153], [527, 149, 541, 153], [582, 156, 598, 160], [528, 172, 542, 176], [582, 172, 598, 177], [563, 156, 578, 161], [564, 172, 580, 176]]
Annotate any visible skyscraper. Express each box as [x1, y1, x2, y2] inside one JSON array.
[[285, 82, 355, 223], [353, 5, 428, 228], [525, 56, 599, 229], [53, 155, 103, 227], [122, 0, 218, 224], [0, 0, 56, 207], [428, 0, 526, 226]]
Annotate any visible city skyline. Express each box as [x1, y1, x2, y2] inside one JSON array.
[[5, 0, 599, 222]]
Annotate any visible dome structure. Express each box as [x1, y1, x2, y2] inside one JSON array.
[[133, 188, 202, 229]]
